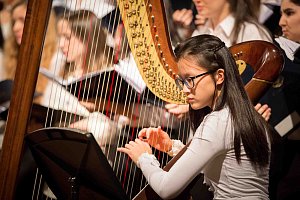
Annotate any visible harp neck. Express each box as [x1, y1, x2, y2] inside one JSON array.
[[117, 0, 187, 104]]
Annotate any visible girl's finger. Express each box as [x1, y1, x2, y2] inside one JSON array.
[[117, 147, 129, 154], [138, 128, 148, 137]]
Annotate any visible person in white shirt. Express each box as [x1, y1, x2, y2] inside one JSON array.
[[260, 0, 282, 23], [169, 0, 272, 122], [191, 0, 272, 46], [55, 9, 182, 150], [118, 34, 272, 199], [173, 0, 273, 45]]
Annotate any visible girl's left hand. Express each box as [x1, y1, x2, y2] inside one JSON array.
[[117, 138, 152, 164], [254, 103, 271, 122]]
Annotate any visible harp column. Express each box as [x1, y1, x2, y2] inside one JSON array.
[[0, 0, 52, 199]]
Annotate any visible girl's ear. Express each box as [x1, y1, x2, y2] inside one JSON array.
[[215, 68, 225, 85]]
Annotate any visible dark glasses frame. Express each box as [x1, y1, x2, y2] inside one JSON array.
[[175, 70, 216, 90]]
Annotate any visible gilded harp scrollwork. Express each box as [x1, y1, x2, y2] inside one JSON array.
[[117, 0, 187, 104], [117, 0, 284, 106]]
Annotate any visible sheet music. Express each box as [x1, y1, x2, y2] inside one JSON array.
[[63, 0, 115, 18], [39, 67, 67, 85], [40, 63, 145, 104], [114, 53, 147, 94], [41, 81, 90, 117], [39, 66, 114, 86]]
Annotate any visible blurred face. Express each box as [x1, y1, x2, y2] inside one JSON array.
[[192, 0, 229, 19], [12, 4, 26, 45], [177, 57, 218, 110], [57, 19, 85, 63], [279, 0, 300, 42]]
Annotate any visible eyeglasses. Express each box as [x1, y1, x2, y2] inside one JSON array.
[[175, 70, 216, 90]]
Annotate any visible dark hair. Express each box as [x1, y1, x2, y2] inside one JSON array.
[[174, 34, 271, 167], [0, 2, 3, 11], [0, 26, 3, 49], [290, 0, 300, 5]]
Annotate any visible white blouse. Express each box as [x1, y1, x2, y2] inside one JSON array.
[[192, 14, 272, 47], [138, 107, 270, 199]]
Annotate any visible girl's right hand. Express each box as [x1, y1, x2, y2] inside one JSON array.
[[138, 126, 172, 153]]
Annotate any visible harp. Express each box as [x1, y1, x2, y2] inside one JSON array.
[[0, 0, 284, 199]]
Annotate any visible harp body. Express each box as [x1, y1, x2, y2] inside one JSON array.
[[0, 0, 284, 199], [0, 1, 52, 199]]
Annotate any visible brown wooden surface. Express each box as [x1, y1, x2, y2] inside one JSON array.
[[0, 0, 52, 199], [147, 0, 178, 77], [229, 40, 284, 104]]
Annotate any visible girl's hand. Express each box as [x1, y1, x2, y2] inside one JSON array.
[[117, 138, 152, 164], [138, 126, 172, 153], [254, 103, 271, 122], [165, 103, 189, 119]]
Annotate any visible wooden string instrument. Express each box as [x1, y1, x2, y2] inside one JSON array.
[[0, 1, 52, 199], [118, 0, 284, 199], [117, 0, 284, 105], [0, 0, 284, 199]]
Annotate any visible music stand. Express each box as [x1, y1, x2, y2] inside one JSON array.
[[0, 80, 13, 119], [25, 127, 129, 200]]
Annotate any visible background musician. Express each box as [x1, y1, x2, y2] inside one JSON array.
[[262, 0, 300, 199]]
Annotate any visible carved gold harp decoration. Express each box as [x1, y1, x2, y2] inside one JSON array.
[[0, 0, 283, 200], [117, 0, 187, 104]]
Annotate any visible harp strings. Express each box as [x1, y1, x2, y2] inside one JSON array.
[[113, 0, 177, 196], [113, 0, 160, 195], [31, 0, 190, 199]]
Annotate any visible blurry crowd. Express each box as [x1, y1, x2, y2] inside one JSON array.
[[0, 0, 299, 199]]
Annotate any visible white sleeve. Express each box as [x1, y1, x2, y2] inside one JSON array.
[[166, 139, 185, 157], [138, 111, 231, 199]]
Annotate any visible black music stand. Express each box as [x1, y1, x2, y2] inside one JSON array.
[[25, 127, 129, 200], [0, 80, 13, 119]]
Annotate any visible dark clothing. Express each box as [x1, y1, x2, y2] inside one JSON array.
[[260, 50, 300, 200]]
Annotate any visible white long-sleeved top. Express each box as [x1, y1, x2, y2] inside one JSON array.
[[138, 107, 270, 199]]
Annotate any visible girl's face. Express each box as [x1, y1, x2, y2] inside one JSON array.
[[12, 4, 26, 45], [279, 0, 300, 42], [177, 57, 218, 110], [57, 19, 85, 63], [192, 0, 229, 19]]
